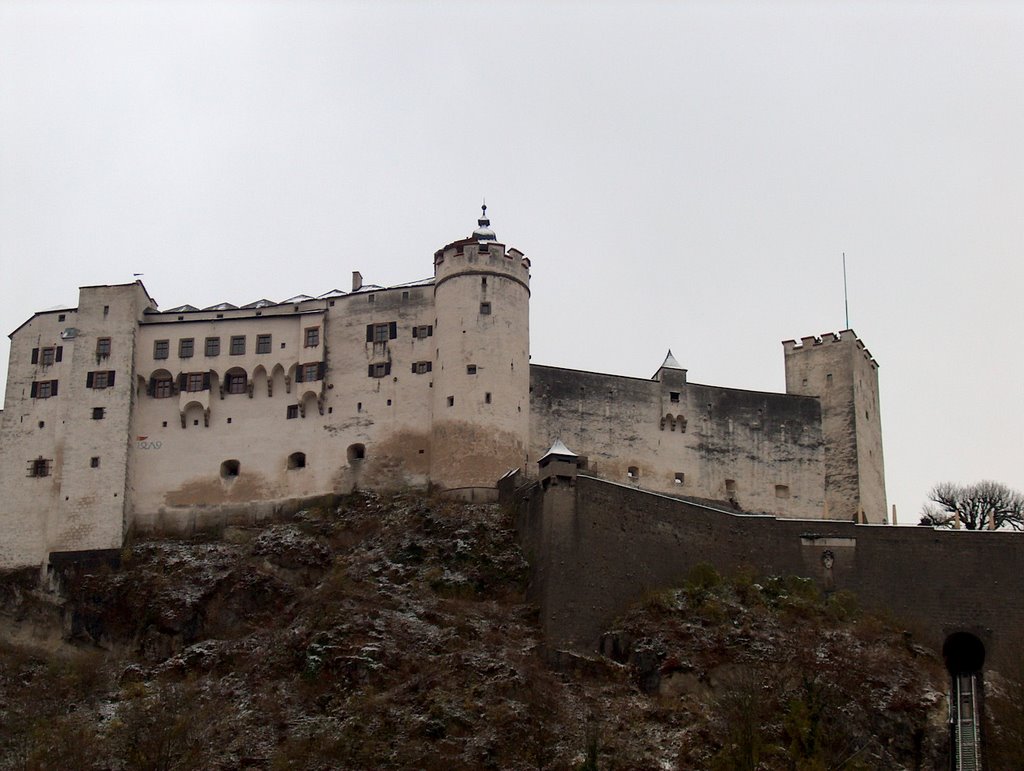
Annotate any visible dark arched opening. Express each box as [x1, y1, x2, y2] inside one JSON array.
[[943, 632, 986, 674], [220, 459, 240, 479], [347, 443, 366, 462], [288, 452, 306, 470]]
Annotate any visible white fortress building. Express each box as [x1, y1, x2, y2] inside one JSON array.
[[0, 208, 886, 570]]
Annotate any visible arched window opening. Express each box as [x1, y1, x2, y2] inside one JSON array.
[[220, 459, 240, 479], [225, 368, 248, 395], [288, 452, 306, 470], [347, 443, 366, 462]]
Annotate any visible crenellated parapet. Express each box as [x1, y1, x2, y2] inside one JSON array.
[[782, 329, 878, 369]]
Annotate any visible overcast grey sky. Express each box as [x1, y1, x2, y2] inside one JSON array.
[[2, 1, 1022, 523]]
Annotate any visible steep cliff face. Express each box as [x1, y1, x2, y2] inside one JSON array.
[[0, 493, 953, 769]]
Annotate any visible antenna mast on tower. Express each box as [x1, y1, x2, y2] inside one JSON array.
[[842, 252, 850, 329]]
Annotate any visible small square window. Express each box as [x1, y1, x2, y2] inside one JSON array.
[[58, 314, 66, 322], [96, 337, 111, 357], [670, 391, 680, 403], [92, 407, 105, 420], [386, 399, 392, 406], [179, 338, 194, 358], [627, 466, 639, 478], [256, 334, 272, 354], [90, 457, 100, 468], [674, 472, 685, 485], [775, 484, 790, 499], [230, 336, 246, 355], [205, 337, 220, 357], [41, 348, 55, 366], [480, 302, 491, 315], [34, 381, 54, 399], [28, 458, 51, 477], [38, 421, 45, 429], [286, 404, 299, 419], [725, 479, 737, 493], [154, 340, 169, 359], [304, 327, 320, 347], [92, 371, 110, 389], [466, 365, 477, 375]]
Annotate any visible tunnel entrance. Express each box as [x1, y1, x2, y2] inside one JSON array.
[[943, 632, 986, 674], [943, 632, 985, 771]]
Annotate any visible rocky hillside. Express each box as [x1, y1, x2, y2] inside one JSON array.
[[0, 492, 977, 769]]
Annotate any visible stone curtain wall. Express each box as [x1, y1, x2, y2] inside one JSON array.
[[529, 365, 826, 518], [517, 474, 1024, 671]]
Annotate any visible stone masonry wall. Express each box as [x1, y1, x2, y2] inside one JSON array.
[[516, 474, 1024, 672], [529, 365, 826, 518]]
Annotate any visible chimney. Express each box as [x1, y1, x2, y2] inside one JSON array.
[[352, 271, 362, 292]]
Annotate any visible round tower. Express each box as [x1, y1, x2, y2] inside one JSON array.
[[430, 205, 531, 493]]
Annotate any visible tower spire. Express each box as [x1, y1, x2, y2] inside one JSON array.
[[472, 199, 496, 241]]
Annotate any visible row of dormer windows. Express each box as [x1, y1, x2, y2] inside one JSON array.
[[151, 329, 320, 360]]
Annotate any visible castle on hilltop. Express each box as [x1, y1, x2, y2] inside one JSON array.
[[0, 208, 886, 569]]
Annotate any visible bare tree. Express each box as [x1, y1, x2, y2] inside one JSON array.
[[919, 481, 1024, 530]]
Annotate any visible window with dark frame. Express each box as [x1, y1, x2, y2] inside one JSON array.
[[86, 370, 115, 389], [369, 362, 389, 378], [41, 347, 55, 366], [154, 339, 169, 359], [670, 391, 680, 403], [226, 372, 247, 394], [96, 337, 111, 358], [186, 372, 206, 392], [304, 327, 320, 347], [153, 378, 173, 398], [179, 338, 194, 358], [412, 361, 432, 374], [413, 325, 433, 339], [466, 365, 477, 375], [286, 404, 299, 419], [31, 380, 57, 399], [301, 363, 320, 382], [28, 458, 51, 477], [230, 336, 245, 355], [256, 334, 272, 354], [373, 324, 388, 343], [90, 457, 100, 468], [91, 407, 105, 420], [205, 337, 220, 357], [480, 302, 491, 315]]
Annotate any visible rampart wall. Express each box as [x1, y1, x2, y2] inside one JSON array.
[[529, 365, 826, 518], [514, 474, 1024, 671]]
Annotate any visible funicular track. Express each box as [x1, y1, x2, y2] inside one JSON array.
[[952, 671, 982, 770]]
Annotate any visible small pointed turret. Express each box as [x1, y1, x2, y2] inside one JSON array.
[[653, 349, 688, 384], [660, 349, 683, 370], [472, 201, 497, 242]]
